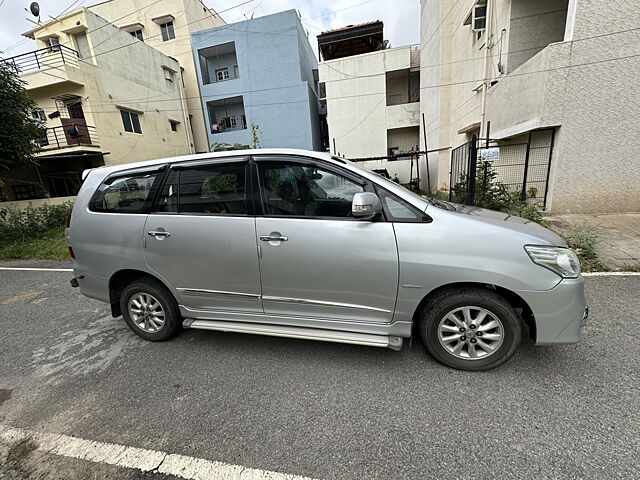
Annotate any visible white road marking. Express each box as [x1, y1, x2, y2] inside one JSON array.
[[0, 267, 73, 272], [0, 424, 317, 480], [582, 271, 640, 277]]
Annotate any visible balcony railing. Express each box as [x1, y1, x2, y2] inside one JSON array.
[[1, 45, 80, 75], [36, 124, 99, 151]]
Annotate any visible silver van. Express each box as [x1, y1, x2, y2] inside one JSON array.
[[67, 149, 587, 370]]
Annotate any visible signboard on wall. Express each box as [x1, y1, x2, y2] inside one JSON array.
[[480, 147, 499, 162]]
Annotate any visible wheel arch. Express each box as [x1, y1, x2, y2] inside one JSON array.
[[411, 282, 536, 341], [108, 269, 175, 318]]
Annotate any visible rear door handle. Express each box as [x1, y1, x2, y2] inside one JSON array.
[[259, 235, 288, 242], [148, 230, 171, 238]]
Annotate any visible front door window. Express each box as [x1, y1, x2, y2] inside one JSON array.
[[258, 162, 364, 217]]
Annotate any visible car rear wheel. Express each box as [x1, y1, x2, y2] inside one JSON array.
[[419, 288, 522, 371], [121, 279, 181, 341]]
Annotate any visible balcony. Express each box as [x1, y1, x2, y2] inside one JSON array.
[[35, 124, 101, 155], [198, 42, 240, 85], [0, 45, 85, 90]]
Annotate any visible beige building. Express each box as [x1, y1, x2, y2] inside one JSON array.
[[318, 22, 422, 184], [89, 0, 225, 153], [1, 7, 191, 201], [420, 0, 640, 213]]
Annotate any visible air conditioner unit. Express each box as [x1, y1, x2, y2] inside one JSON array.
[[472, 4, 487, 32]]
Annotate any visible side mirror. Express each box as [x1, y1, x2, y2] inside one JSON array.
[[352, 192, 381, 220]]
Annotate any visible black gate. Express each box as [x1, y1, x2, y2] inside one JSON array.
[[449, 128, 555, 208]]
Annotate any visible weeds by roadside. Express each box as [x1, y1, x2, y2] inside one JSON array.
[[561, 224, 608, 272], [0, 203, 71, 260], [6, 437, 37, 464]]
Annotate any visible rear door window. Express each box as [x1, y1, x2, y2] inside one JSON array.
[[89, 169, 161, 213], [178, 163, 247, 215]]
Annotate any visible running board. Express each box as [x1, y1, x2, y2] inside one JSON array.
[[183, 319, 403, 350]]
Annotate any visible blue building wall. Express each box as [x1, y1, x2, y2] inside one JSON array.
[[192, 10, 321, 151]]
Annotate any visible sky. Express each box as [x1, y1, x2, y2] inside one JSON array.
[[0, 0, 420, 58]]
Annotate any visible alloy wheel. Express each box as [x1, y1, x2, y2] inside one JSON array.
[[128, 293, 165, 333], [437, 306, 504, 360]]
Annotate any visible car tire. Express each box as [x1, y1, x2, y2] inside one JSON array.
[[418, 287, 522, 371], [120, 279, 181, 341]]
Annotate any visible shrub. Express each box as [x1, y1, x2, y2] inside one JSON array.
[[451, 161, 546, 224], [0, 202, 73, 244]]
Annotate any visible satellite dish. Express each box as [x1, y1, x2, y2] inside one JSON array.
[[30, 2, 40, 18]]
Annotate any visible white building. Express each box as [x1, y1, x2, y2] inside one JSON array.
[[420, 0, 640, 213], [318, 23, 422, 184]]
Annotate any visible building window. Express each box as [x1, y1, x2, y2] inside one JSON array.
[[120, 109, 142, 134], [48, 37, 60, 52], [160, 21, 175, 41], [163, 67, 174, 89], [31, 109, 46, 122], [216, 68, 229, 82], [12, 184, 39, 200], [130, 29, 144, 41], [169, 120, 178, 132]]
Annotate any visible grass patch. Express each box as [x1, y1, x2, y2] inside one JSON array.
[[0, 226, 69, 260], [6, 437, 37, 463]]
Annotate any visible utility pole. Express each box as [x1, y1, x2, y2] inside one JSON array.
[[479, 0, 494, 139]]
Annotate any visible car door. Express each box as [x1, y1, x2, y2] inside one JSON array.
[[144, 158, 262, 313], [254, 156, 398, 323]]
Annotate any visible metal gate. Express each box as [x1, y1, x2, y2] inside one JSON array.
[[449, 129, 555, 208]]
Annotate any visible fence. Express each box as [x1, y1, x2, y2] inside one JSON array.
[[37, 124, 99, 151], [1, 45, 80, 75], [449, 128, 555, 208]]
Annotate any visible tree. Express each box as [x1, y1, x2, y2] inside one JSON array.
[[0, 63, 44, 172]]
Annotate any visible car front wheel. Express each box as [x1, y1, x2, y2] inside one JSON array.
[[419, 288, 522, 371]]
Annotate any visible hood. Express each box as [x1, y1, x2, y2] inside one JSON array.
[[426, 199, 566, 246]]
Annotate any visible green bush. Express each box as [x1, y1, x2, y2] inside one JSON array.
[[451, 161, 546, 224], [0, 202, 73, 244]]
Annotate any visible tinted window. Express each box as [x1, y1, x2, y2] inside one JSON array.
[[376, 187, 428, 222], [178, 163, 246, 215], [258, 162, 363, 217], [89, 171, 159, 213]]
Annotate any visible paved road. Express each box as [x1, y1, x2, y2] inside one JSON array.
[[0, 265, 639, 479]]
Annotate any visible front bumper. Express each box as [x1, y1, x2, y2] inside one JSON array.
[[517, 276, 587, 344]]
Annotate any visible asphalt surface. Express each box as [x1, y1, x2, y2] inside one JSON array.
[[0, 264, 639, 479]]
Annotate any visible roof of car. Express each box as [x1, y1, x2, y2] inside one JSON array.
[[90, 148, 342, 177]]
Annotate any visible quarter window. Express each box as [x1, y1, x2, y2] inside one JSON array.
[[160, 21, 175, 41], [176, 163, 247, 215], [120, 109, 142, 134], [258, 162, 364, 217], [89, 171, 160, 213]]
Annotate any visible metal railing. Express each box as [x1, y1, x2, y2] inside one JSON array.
[[36, 124, 99, 151], [1, 45, 80, 75]]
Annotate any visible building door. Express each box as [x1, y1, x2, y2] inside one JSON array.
[[61, 101, 90, 146], [73, 33, 91, 61]]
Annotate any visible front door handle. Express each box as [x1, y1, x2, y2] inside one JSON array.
[[259, 235, 288, 242], [148, 230, 171, 238]]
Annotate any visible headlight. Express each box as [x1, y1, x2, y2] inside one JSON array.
[[524, 246, 581, 278]]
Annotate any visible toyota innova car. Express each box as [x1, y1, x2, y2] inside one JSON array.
[[67, 149, 588, 370]]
